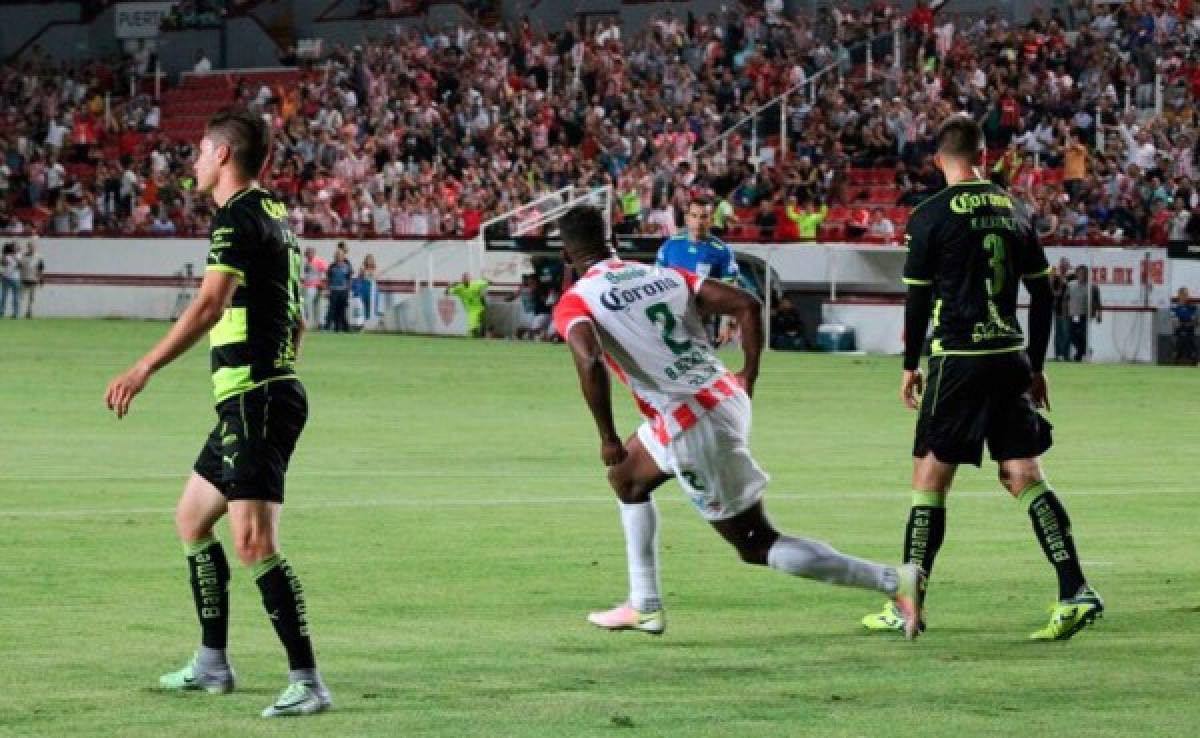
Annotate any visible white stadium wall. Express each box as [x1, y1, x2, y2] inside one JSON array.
[[28, 238, 1184, 363], [32, 237, 529, 322]]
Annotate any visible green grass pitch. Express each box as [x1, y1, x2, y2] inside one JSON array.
[[1, 319, 1197, 737]]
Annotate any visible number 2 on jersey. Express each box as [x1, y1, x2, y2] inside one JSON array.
[[982, 233, 1006, 297], [645, 302, 692, 355]]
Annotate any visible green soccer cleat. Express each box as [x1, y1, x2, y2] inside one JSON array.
[[864, 566, 926, 633], [261, 680, 333, 718], [158, 654, 235, 694], [861, 600, 907, 633], [1030, 587, 1104, 641]]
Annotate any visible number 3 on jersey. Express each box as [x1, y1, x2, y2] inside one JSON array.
[[645, 302, 692, 355], [982, 233, 1006, 297]]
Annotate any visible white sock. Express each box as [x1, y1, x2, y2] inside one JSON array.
[[196, 645, 229, 672], [766, 536, 896, 595], [618, 500, 662, 612]]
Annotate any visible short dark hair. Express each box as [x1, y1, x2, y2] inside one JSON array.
[[205, 107, 270, 179], [557, 205, 608, 260], [935, 115, 984, 160], [687, 195, 712, 211]]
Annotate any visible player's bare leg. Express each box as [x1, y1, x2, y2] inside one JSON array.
[[160, 474, 235, 694], [587, 432, 670, 635], [998, 458, 1102, 640], [711, 502, 923, 637], [863, 453, 955, 634]]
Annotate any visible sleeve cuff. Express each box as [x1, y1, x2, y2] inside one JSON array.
[[1022, 267, 1052, 278], [560, 316, 592, 336], [206, 264, 245, 283], [902, 277, 933, 286]]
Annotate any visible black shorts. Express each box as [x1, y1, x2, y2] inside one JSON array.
[[913, 351, 1052, 467], [194, 379, 307, 502]]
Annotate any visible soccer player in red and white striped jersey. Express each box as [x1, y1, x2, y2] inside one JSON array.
[[553, 205, 924, 639]]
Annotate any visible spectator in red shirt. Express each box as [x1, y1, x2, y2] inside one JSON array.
[[907, 0, 934, 35]]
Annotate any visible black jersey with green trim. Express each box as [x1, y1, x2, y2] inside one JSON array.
[[902, 180, 1049, 355], [205, 186, 303, 402]]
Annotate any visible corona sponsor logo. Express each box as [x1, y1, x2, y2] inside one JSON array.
[[598, 276, 681, 311], [949, 192, 1013, 214]]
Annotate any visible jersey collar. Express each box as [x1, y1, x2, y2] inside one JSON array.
[[584, 258, 626, 278]]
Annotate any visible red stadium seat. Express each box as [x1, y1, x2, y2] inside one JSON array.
[[818, 223, 845, 241]]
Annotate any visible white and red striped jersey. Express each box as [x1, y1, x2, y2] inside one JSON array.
[[553, 259, 739, 443]]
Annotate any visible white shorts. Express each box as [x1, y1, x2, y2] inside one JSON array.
[[637, 390, 769, 522]]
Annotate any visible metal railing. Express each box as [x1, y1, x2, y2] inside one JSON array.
[[691, 27, 904, 173]]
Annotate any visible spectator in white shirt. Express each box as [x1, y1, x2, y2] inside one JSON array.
[[1117, 123, 1157, 172], [44, 117, 68, 150], [142, 105, 161, 131], [150, 146, 168, 175], [764, 0, 786, 25], [868, 211, 896, 241], [643, 200, 677, 237], [44, 156, 65, 200], [71, 196, 95, 234], [193, 50, 212, 74]]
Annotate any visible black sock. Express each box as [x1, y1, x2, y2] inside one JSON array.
[[186, 538, 230, 650], [254, 554, 316, 671], [1020, 482, 1087, 600], [904, 492, 946, 606], [904, 492, 947, 574]]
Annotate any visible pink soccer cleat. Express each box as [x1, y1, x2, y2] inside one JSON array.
[[586, 601, 666, 635], [892, 563, 926, 641]]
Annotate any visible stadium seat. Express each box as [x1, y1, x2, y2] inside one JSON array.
[[826, 205, 851, 223], [818, 223, 845, 240]]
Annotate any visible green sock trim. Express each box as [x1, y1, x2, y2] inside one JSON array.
[[911, 490, 946, 508], [185, 536, 218, 556], [1017, 480, 1050, 509], [252, 553, 283, 580]]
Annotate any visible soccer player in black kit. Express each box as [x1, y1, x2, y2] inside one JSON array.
[[105, 108, 331, 714], [860, 116, 1103, 641]]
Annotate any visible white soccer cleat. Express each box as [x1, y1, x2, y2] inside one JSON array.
[[158, 654, 235, 694], [586, 601, 666, 635], [261, 680, 332, 718]]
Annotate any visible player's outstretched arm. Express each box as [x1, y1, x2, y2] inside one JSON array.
[[695, 280, 763, 397], [564, 321, 626, 466], [104, 270, 239, 419]]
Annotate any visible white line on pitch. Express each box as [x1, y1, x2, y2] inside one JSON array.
[[0, 488, 1181, 519], [0, 470, 597, 483]]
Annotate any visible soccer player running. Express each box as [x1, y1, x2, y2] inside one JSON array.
[[860, 116, 1103, 641], [104, 108, 331, 716], [553, 205, 924, 639]]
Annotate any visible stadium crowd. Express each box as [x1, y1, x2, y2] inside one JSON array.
[[1, 0, 1199, 244]]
